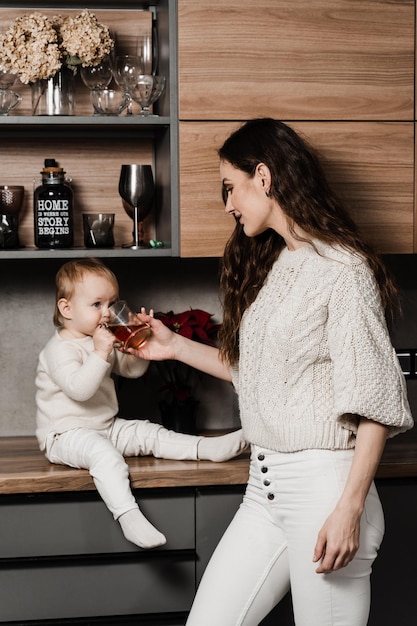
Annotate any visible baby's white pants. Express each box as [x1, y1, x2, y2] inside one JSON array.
[[45, 418, 200, 519], [186, 446, 384, 626]]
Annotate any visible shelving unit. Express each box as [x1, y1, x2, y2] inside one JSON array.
[[0, 0, 180, 258]]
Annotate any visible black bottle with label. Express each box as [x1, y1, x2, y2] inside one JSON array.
[[34, 158, 74, 248]]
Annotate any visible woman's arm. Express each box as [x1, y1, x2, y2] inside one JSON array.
[[313, 417, 388, 574], [128, 313, 232, 382]]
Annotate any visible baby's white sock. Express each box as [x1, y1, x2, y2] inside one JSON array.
[[197, 429, 248, 462], [118, 508, 166, 549]]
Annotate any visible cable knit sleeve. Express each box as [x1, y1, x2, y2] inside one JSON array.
[[327, 259, 413, 437]]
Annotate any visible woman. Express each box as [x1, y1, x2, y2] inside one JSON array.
[[133, 119, 413, 625]]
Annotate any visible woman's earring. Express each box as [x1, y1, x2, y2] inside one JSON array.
[[265, 190, 272, 198]]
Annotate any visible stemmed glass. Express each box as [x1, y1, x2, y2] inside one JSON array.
[[80, 58, 114, 114], [128, 75, 166, 116], [113, 55, 143, 116], [118, 164, 155, 249], [137, 34, 153, 75], [80, 58, 113, 90]]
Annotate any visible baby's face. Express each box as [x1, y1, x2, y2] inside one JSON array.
[[63, 273, 118, 338]]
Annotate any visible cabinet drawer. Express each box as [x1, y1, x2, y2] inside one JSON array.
[[0, 490, 195, 557], [0, 559, 195, 621]]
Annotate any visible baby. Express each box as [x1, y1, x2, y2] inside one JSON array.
[[35, 258, 247, 549]]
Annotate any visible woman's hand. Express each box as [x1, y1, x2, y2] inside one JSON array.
[[127, 308, 232, 382], [313, 504, 361, 573], [313, 418, 388, 574], [126, 309, 178, 362]]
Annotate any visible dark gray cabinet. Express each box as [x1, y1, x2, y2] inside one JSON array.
[[0, 490, 195, 622], [0, 480, 416, 624]]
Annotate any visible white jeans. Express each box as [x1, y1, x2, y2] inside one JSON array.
[[45, 418, 200, 519], [187, 446, 384, 626]]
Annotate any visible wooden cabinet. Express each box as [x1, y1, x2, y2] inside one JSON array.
[[177, 0, 414, 122], [178, 122, 236, 257], [177, 0, 416, 257], [1, 0, 416, 258], [179, 121, 414, 257]]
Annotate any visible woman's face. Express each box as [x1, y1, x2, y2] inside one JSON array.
[[220, 159, 285, 238]]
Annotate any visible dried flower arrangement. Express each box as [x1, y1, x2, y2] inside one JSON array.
[[0, 10, 114, 84]]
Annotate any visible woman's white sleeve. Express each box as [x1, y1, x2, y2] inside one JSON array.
[[327, 261, 413, 438]]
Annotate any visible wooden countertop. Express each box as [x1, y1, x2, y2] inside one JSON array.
[[0, 435, 415, 496], [0, 436, 250, 495]]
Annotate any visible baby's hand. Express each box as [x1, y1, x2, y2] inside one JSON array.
[[92, 324, 116, 361]]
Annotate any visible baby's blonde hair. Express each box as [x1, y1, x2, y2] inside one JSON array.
[[54, 258, 119, 327]]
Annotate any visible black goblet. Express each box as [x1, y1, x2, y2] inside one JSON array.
[[118, 164, 155, 249]]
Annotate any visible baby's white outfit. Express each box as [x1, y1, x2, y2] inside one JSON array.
[[36, 333, 247, 547]]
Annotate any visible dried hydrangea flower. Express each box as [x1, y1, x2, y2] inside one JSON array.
[[0, 12, 61, 83], [0, 10, 114, 83], [60, 10, 114, 70]]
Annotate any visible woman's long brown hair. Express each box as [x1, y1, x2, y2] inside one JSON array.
[[217, 118, 398, 366]]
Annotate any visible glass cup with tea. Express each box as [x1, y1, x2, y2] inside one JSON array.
[[107, 300, 151, 351]]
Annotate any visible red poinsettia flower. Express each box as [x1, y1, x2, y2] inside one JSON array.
[[153, 309, 221, 409], [155, 309, 220, 346]]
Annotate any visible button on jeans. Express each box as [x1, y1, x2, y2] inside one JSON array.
[[187, 446, 384, 626]]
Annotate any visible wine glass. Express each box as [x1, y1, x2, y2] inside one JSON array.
[[137, 34, 153, 75], [81, 58, 114, 115], [128, 75, 166, 116], [113, 55, 143, 115], [118, 164, 155, 249], [80, 58, 113, 90]]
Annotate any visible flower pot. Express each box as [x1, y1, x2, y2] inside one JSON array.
[[159, 399, 199, 435], [31, 67, 75, 115]]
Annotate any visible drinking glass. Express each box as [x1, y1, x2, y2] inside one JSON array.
[[137, 34, 153, 75], [80, 58, 113, 91], [118, 164, 155, 249], [108, 300, 152, 351], [83, 213, 115, 248], [113, 55, 143, 115], [0, 89, 21, 115], [90, 89, 129, 116], [128, 75, 166, 116], [0, 214, 19, 248], [0, 65, 17, 89], [80, 58, 114, 115], [0, 185, 24, 215], [0, 185, 24, 249]]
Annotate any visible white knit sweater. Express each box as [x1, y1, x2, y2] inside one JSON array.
[[232, 241, 413, 452], [35, 332, 149, 451]]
